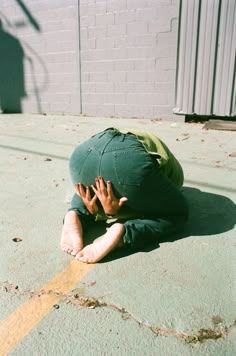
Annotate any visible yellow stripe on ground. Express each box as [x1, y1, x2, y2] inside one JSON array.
[[0, 260, 94, 355]]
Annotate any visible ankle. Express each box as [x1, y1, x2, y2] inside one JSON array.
[[64, 210, 79, 224]]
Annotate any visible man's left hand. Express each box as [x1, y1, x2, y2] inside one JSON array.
[[91, 176, 128, 215]]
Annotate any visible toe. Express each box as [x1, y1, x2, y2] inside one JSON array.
[[71, 249, 78, 256], [78, 256, 89, 263]]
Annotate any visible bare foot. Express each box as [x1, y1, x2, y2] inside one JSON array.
[[60, 211, 83, 256], [76, 223, 124, 263]]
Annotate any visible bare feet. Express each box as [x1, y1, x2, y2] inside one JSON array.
[[60, 211, 83, 256], [76, 223, 125, 263]]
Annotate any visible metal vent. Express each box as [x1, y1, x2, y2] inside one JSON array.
[[174, 0, 236, 117]]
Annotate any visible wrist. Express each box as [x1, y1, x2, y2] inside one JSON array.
[[104, 208, 117, 215]]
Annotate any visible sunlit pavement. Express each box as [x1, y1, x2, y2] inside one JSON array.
[[0, 114, 235, 356]]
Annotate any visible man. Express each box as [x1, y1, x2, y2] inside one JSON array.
[[60, 128, 188, 263]]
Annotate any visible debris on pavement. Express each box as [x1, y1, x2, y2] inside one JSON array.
[[12, 237, 23, 242], [176, 133, 190, 141]]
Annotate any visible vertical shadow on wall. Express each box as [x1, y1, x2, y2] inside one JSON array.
[[0, 0, 42, 113], [0, 19, 26, 113]]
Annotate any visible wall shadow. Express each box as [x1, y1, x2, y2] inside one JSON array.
[[84, 186, 236, 262], [0, 1, 42, 113], [0, 19, 26, 113]]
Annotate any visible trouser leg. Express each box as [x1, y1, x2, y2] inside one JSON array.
[[122, 217, 180, 249]]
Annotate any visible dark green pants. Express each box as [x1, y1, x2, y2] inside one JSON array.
[[69, 129, 188, 249]]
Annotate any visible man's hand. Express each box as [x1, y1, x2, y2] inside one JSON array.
[[75, 183, 98, 215], [91, 176, 128, 215]]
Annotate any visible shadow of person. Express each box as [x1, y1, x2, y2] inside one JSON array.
[[173, 186, 235, 237], [0, 19, 26, 113], [97, 186, 236, 262]]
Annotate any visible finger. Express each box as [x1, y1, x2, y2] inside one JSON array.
[[106, 181, 114, 196], [91, 194, 98, 203], [75, 183, 80, 196], [91, 184, 99, 196], [119, 197, 128, 207], [94, 177, 103, 195], [98, 176, 106, 192], [75, 183, 82, 197], [78, 183, 86, 198], [94, 177, 100, 191], [86, 186, 91, 199]]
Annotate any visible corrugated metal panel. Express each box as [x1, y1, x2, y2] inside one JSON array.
[[174, 0, 236, 117]]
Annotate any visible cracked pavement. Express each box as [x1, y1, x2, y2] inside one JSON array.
[[0, 114, 235, 355]]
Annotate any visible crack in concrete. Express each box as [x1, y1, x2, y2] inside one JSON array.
[[1, 281, 235, 346]]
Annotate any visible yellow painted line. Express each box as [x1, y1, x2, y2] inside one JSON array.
[[0, 260, 94, 355]]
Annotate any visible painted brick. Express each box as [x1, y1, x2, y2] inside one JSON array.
[[127, 47, 155, 59], [127, 93, 169, 105], [96, 13, 115, 26], [127, 0, 146, 10], [107, 71, 126, 82], [135, 34, 157, 47], [114, 60, 134, 71], [114, 35, 135, 49], [106, 23, 127, 37], [82, 38, 96, 50], [114, 82, 134, 93], [82, 93, 106, 104], [96, 37, 115, 49], [95, 82, 114, 93], [0, 0, 180, 120], [115, 11, 136, 24], [127, 22, 148, 35], [156, 57, 176, 70], [106, 93, 126, 104], [80, 15, 96, 27], [87, 26, 106, 39], [80, 3, 107, 16], [82, 60, 113, 73], [146, 70, 176, 82], [127, 71, 148, 82], [107, 0, 127, 12], [132, 82, 156, 93], [155, 45, 177, 58], [157, 32, 178, 45], [89, 72, 108, 82], [136, 8, 158, 22], [133, 59, 156, 71], [148, 20, 172, 33], [147, 0, 172, 5]]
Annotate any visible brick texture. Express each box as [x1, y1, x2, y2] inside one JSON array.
[[0, 0, 81, 114], [0, 0, 180, 120]]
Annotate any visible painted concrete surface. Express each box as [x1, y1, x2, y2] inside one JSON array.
[[0, 114, 235, 355]]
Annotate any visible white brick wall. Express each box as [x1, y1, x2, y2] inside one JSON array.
[[80, 0, 179, 120], [0, 0, 81, 114], [0, 0, 180, 120]]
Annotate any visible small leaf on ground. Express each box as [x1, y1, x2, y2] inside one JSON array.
[[12, 237, 23, 242]]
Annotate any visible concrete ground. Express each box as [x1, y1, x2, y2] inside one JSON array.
[[0, 114, 235, 356]]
